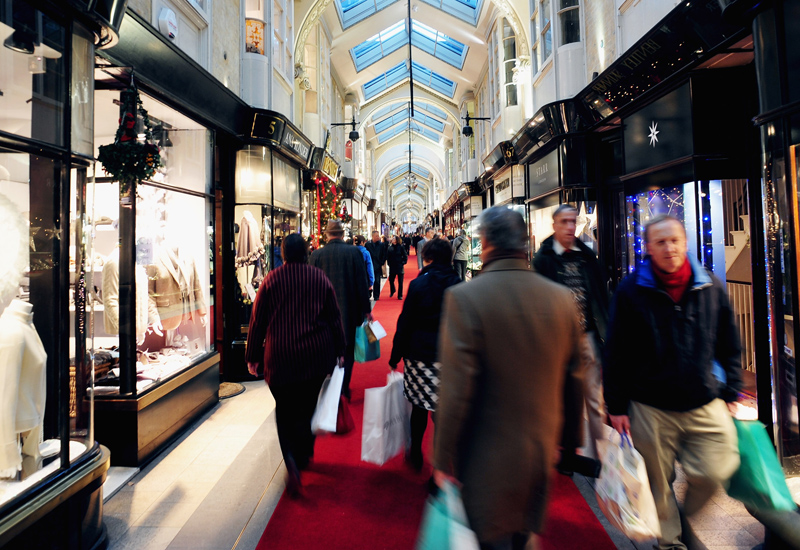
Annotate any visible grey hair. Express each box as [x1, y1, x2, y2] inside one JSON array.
[[643, 214, 686, 243], [477, 206, 528, 252], [553, 204, 578, 220], [459, 229, 467, 237]]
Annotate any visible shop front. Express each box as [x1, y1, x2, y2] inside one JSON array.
[[482, 141, 527, 230], [305, 147, 342, 247], [0, 0, 127, 547], [225, 111, 312, 382], [462, 194, 485, 276]]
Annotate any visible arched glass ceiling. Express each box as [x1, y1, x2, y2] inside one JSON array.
[[377, 121, 440, 144], [336, 0, 482, 28], [351, 20, 468, 72], [374, 107, 445, 134], [363, 61, 456, 100], [371, 102, 449, 124], [389, 164, 431, 180]]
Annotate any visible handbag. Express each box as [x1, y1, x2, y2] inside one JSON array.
[[310, 364, 345, 434], [361, 371, 411, 465], [336, 396, 355, 435], [355, 321, 381, 362], [727, 419, 796, 512]]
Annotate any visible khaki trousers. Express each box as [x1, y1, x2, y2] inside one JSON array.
[[581, 333, 606, 456], [630, 399, 739, 550]]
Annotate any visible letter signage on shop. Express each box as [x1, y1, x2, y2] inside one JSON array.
[[494, 177, 512, 205], [282, 125, 312, 164], [251, 113, 285, 146], [527, 149, 559, 197]]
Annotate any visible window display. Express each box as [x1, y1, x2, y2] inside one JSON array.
[[90, 90, 214, 396], [0, 151, 91, 507]]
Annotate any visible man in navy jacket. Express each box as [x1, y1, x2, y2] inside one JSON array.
[[604, 214, 742, 550]]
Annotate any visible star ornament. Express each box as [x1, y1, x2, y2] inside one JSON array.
[[648, 121, 660, 147]]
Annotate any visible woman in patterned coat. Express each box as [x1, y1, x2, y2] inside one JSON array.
[[389, 238, 461, 471]]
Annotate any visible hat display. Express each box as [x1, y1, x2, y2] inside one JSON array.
[[324, 219, 345, 235]]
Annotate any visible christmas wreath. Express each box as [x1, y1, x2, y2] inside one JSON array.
[[97, 87, 163, 195]]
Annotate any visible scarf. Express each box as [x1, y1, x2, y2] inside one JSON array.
[[481, 249, 527, 269], [653, 258, 692, 303]]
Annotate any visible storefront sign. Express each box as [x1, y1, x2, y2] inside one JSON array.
[[527, 149, 559, 198], [512, 164, 525, 197], [282, 125, 312, 164], [463, 196, 483, 219], [251, 113, 285, 146], [158, 8, 178, 41], [623, 83, 693, 174], [483, 141, 517, 173], [494, 177, 512, 205], [310, 147, 341, 182]]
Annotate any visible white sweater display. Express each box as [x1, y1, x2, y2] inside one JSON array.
[[0, 300, 47, 473]]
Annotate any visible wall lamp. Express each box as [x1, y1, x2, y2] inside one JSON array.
[[331, 115, 360, 142], [461, 114, 490, 137]]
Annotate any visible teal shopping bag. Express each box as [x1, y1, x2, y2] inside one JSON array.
[[727, 419, 796, 512], [416, 493, 450, 550], [355, 322, 381, 363], [416, 482, 480, 550]]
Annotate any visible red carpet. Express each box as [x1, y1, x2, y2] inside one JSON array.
[[255, 248, 616, 550]]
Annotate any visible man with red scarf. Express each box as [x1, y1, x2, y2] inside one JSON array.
[[604, 214, 742, 550]]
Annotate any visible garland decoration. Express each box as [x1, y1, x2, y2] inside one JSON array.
[[339, 203, 353, 224], [97, 87, 163, 195], [314, 178, 340, 245]]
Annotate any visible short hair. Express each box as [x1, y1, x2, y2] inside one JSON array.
[[422, 236, 454, 265], [425, 227, 434, 235], [553, 204, 578, 220], [372, 230, 379, 235], [354, 235, 366, 246], [459, 229, 467, 237], [643, 214, 686, 243], [477, 206, 528, 253], [282, 233, 308, 263]]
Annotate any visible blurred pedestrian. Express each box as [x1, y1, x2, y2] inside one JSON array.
[[416, 227, 434, 270], [434, 206, 583, 550], [605, 214, 743, 550], [309, 220, 371, 400], [390, 238, 461, 471], [386, 235, 408, 299], [452, 229, 470, 281], [354, 234, 375, 290], [246, 233, 346, 495], [365, 231, 387, 301], [533, 204, 609, 475]]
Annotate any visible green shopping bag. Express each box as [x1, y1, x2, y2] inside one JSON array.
[[416, 482, 480, 550], [727, 419, 796, 512], [354, 321, 381, 363]]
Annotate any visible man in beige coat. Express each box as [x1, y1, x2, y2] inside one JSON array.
[[434, 206, 584, 550]]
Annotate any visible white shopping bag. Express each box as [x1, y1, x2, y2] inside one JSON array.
[[310, 364, 345, 434], [361, 371, 412, 465], [366, 320, 388, 342], [596, 432, 661, 541]]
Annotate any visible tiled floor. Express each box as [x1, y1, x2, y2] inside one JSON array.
[[104, 359, 770, 550]]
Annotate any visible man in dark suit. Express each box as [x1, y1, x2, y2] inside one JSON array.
[[309, 220, 371, 399], [365, 230, 386, 301]]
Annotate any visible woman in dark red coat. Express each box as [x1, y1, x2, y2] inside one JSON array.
[[246, 233, 346, 494]]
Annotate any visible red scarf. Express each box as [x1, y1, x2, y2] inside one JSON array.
[[653, 258, 692, 303]]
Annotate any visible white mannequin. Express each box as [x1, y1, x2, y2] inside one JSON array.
[[0, 300, 47, 475]]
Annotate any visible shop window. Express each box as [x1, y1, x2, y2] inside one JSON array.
[[530, 0, 552, 75], [0, 0, 66, 146], [558, 0, 580, 46], [272, 0, 293, 84], [71, 26, 94, 157], [503, 19, 518, 107]]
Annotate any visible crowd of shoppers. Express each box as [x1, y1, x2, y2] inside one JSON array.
[[245, 208, 754, 550]]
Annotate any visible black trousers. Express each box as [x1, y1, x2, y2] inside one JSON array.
[[388, 272, 404, 297], [270, 375, 327, 468], [342, 337, 356, 396], [410, 405, 430, 455], [454, 260, 468, 281], [372, 268, 382, 300]]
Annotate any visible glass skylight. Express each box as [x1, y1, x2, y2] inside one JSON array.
[[336, 0, 399, 29], [389, 164, 431, 180], [363, 62, 457, 100], [351, 20, 468, 72], [419, 0, 483, 25], [373, 106, 446, 136], [376, 121, 441, 144]]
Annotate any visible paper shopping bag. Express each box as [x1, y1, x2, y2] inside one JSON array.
[[416, 481, 480, 550], [361, 371, 411, 465], [596, 433, 661, 541], [355, 321, 381, 362], [727, 419, 796, 512], [310, 365, 344, 434], [365, 320, 388, 343]]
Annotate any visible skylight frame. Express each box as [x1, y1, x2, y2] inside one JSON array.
[[362, 61, 457, 100], [336, 0, 400, 29], [418, 0, 483, 25], [351, 19, 468, 73]]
